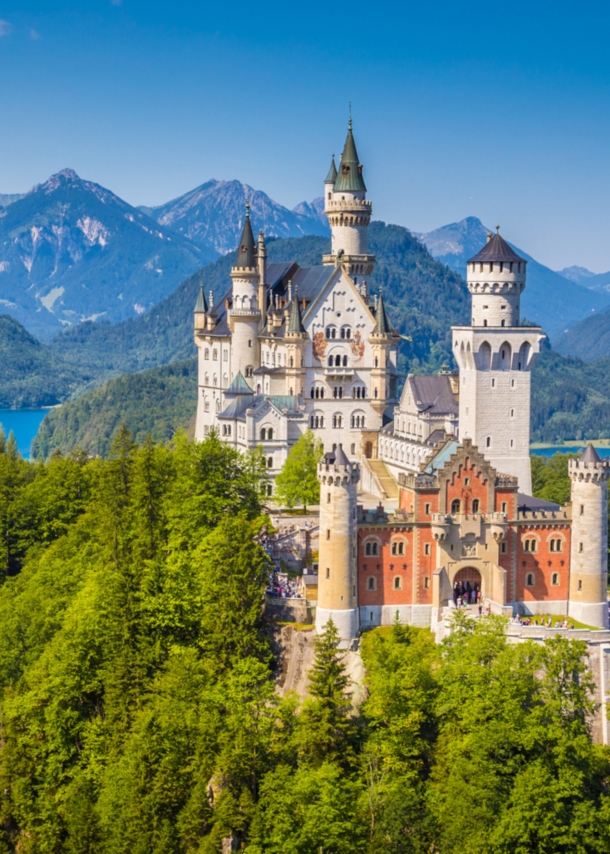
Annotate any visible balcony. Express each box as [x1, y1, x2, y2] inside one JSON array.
[[323, 365, 354, 378], [229, 308, 261, 319]]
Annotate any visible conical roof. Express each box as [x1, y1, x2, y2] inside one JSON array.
[[333, 119, 367, 193], [468, 231, 526, 264], [225, 371, 254, 396], [194, 282, 208, 313], [233, 204, 256, 269], [375, 288, 391, 334], [333, 443, 350, 467], [287, 287, 306, 334], [324, 155, 338, 184], [580, 443, 602, 463]]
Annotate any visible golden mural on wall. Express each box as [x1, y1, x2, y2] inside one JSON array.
[[350, 330, 365, 361], [312, 331, 327, 361]]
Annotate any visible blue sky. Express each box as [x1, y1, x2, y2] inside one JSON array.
[[1, 0, 610, 270]]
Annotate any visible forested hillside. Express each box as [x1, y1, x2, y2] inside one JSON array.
[[32, 359, 197, 458], [0, 432, 607, 852]]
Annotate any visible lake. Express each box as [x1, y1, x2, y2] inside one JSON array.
[[531, 446, 610, 459], [0, 409, 48, 459]]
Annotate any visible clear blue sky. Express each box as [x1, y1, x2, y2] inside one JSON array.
[[1, 0, 610, 271]]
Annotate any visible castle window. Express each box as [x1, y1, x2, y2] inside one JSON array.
[[325, 326, 337, 340], [391, 541, 405, 556], [327, 493, 331, 503], [393, 576, 402, 590], [260, 428, 266, 441], [204, 349, 209, 360], [526, 572, 535, 587], [578, 579, 582, 591], [579, 542, 583, 553], [501, 502, 507, 513], [204, 399, 210, 413], [551, 573, 560, 586], [483, 319, 488, 326], [501, 320, 505, 327], [248, 340, 252, 347], [511, 379, 515, 388], [267, 456, 273, 468], [245, 366, 253, 378], [365, 541, 379, 557], [289, 356, 294, 367], [580, 505, 584, 515], [332, 414, 343, 429], [342, 355, 348, 367], [326, 567, 330, 579], [486, 436, 491, 447], [335, 355, 342, 367], [472, 499, 480, 513], [351, 443, 356, 454], [213, 349, 218, 360], [510, 439, 514, 448], [451, 499, 461, 514], [424, 543, 431, 556], [491, 378, 495, 388], [510, 409, 515, 418], [374, 357, 379, 367], [367, 577, 377, 591], [424, 503, 431, 515], [500, 541, 507, 553], [340, 326, 352, 339], [215, 399, 220, 413], [464, 478, 470, 487], [327, 356, 333, 367], [326, 529, 331, 540], [266, 483, 273, 496], [424, 576, 430, 589]]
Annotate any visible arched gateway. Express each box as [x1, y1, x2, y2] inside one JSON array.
[[453, 566, 483, 604]]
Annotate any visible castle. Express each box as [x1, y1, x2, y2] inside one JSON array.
[[193, 120, 609, 638]]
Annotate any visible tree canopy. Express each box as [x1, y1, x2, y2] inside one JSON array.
[[273, 429, 323, 511]]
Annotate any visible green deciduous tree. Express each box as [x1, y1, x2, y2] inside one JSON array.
[[274, 429, 323, 512]]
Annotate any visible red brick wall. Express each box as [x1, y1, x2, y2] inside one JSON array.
[[514, 524, 571, 603], [358, 526, 414, 606]]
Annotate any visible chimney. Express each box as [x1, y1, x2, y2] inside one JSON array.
[[486, 232, 493, 243]]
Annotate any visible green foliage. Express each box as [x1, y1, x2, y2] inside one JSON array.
[[530, 452, 577, 505], [32, 359, 198, 459], [274, 429, 323, 510]]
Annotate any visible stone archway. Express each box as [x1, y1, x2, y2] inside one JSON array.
[[453, 566, 483, 604]]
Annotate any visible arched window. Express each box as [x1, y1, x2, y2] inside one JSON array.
[[326, 326, 337, 339], [367, 577, 376, 591], [332, 414, 343, 429], [245, 366, 253, 378], [335, 354, 341, 367], [478, 341, 492, 371], [213, 349, 218, 361], [204, 373, 209, 385], [289, 356, 294, 367], [267, 456, 273, 469], [525, 572, 535, 587], [551, 572, 559, 586], [451, 499, 461, 514], [391, 541, 405, 556], [342, 355, 348, 367], [393, 576, 402, 590], [204, 348, 209, 360], [341, 326, 351, 340], [204, 399, 210, 413], [472, 499, 480, 513], [266, 483, 273, 496], [327, 356, 333, 367]]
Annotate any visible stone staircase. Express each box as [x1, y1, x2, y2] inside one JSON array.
[[366, 459, 400, 499]]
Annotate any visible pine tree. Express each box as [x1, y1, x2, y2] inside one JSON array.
[[274, 429, 323, 512], [298, 619, 354, 766]]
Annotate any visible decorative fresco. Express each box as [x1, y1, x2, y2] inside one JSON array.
[[350, 330, 365, 361], [312, 331, 327, 361]]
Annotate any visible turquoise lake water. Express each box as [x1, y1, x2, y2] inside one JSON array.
[[0, 409, 48, 459], [532, 446, 610, 459]]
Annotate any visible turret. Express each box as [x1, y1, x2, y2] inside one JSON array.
[[257, 229, 268, 328], [194, 280, 208, 333], [284, 285, 308, 397], [323, 118, 375, 278], [568, 445, 609, 629], [452, 227, 544, 494], [315, 445, 360, 643], [369, 288, 397, 415], [228, 203, 261, 378], [467, 229, 527, 328]]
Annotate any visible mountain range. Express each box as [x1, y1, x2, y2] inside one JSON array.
[[140, 180, 328, 256], [0, 172, 329, 340], [415, 217, 610, 342]]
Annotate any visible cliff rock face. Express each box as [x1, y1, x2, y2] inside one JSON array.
[[0, 170, 208, 339], [145, 180, 329, 255]]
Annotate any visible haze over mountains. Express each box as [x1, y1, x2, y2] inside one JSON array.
[[416, 217, 610, 342]]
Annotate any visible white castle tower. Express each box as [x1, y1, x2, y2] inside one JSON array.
[[228, 203, 262, 378], [452, 230, 544, 495], [568, 445, 609, 629], [322, 118, 375, 278], [315, 446, 360, 643]]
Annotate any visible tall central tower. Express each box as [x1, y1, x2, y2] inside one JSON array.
[[322, 119, 375, 278], [452, 231, 544, 495]]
